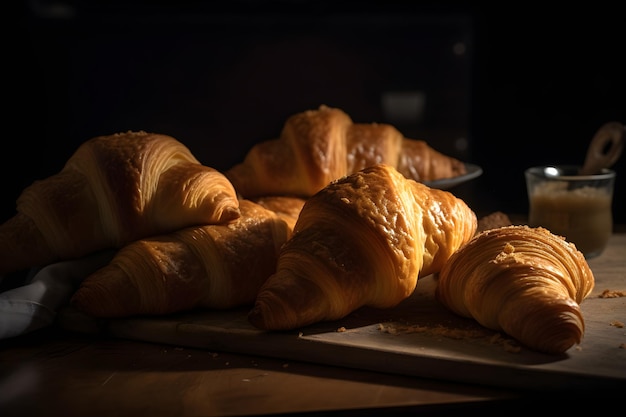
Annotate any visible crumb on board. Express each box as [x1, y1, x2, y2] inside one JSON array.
[[610, 320, 624, 328], [378, 322, 490, 339], [489, 333, 522, 353], [598, 289, 626, 298], [377, 322, 522, 353], [337, 327, 347, 332]]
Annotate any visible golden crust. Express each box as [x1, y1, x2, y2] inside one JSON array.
[[71, 200, 290, 318], [248, 164, 477, 330], [251, 196, 307, 236], [226, 105, 467, 198], [436, 225, 595, 354], [0, 131, 240, 275]]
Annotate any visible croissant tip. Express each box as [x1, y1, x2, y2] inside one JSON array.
[[247, 306, 266, 330], [219, 206, 242, 223], [71, 266, 141, 318]]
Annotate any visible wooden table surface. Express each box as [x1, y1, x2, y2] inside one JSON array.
[[1, 231, 625, 417]]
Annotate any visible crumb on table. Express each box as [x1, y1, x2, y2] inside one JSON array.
[[599, 289, 626, 298]]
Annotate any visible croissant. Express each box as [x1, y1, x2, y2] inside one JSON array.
[[251, 196, 307, 233], [225, 105, 467, 198], [435, 225, 595, 354], [71, 199, 291, 318], [0, 131, 240, 276], [248, 163, 477, 330]]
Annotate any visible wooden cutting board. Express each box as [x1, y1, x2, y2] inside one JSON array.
[[57, 235, 626, 392]]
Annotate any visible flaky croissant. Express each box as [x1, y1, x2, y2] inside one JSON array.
[[71, 199, 291, 318], [0, 131, 240, 276], [248, 163, 477, 331], [226, 105, 467, 198], [251, 196, 307, 233], [435, 225, 595, 354]]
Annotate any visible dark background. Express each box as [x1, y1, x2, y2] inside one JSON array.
[[7, 1, 625, 225]]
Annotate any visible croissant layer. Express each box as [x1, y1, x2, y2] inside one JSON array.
[[71, 199, 291, 318], [226, 105, 466, 198], [248, 163, 477, 330], [251, 196, 307, 234], [0, 131, 240, 275], [435, 225, 595, 354]]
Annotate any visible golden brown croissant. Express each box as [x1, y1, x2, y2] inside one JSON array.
[[71, 199, 291, 318], [251, 196, 307, 234], [248, 163, 477, 330], [225, 105, 467, 198], [0, 131, 240, 276], [435, 225, 595, 354]]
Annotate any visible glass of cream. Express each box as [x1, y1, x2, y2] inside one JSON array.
[[525, 165, 616, 259]]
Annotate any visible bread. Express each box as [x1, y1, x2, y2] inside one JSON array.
[[70, 199, 291, 318], [0, 131, 240, 275], [435, 225, 595, 354], [251, 196, 307, 235], [225, 105, 467, 198], [248, 163, 477, 330]]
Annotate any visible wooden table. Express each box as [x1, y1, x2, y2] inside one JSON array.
[[1, 232, 624, 417]]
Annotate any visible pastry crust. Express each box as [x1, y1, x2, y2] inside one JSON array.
[[435, 225, 595, 354], [71, 200, 290, 317], [226, 105, 467, 198], [0, 131, 240, 275], [248, 164, 477, 330], [251, 196, 307, 235]]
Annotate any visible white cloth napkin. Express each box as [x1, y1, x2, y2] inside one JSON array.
[[0, 250, 116, 340]]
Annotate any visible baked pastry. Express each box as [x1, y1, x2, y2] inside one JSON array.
[[435, 225, 595, 354], [0, 131, 240, 276], [226, 105, 467, 198], [71, 199, 291, 317], [251, 196, 307, 235], [248, 163, 477, 330]]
